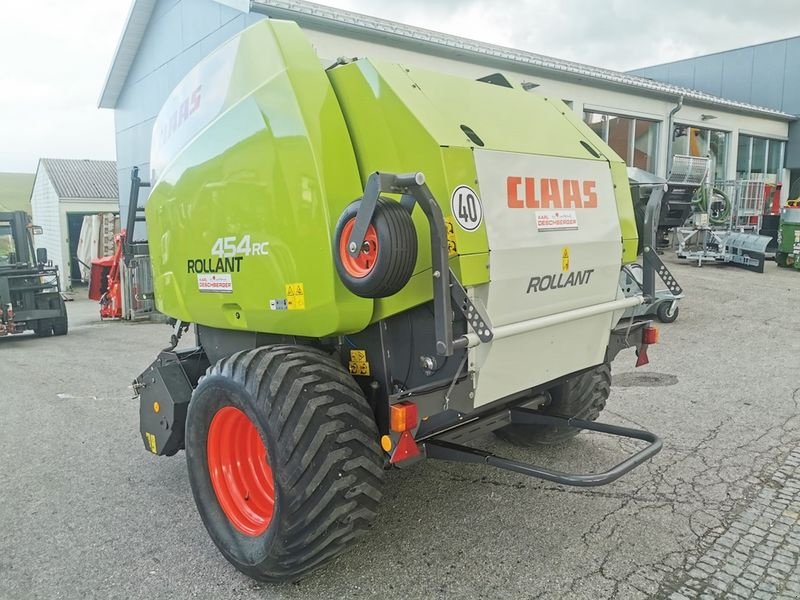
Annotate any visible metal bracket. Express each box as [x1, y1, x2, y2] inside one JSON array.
[[640, 182, 683, 299], [350, 171, 472, 357], [423, 406, 662, 487], [642, 247, 683, 297], [449, 269, 493, 343], [124, 167, 151, 265]]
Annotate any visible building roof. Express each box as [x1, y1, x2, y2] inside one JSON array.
[[628, 34, 800, 72], [38, 159, 118, 200], [99, 0, 795, 121], [98, 0, 157, 109], [0, 173, 35, 213]]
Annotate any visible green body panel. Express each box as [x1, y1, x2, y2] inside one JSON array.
[[147, 20, 640, 336], [146, 21, 372, 336], [608, 161, 638, 263], [777, 208, 800, 269], [778, 221, 798, 253]]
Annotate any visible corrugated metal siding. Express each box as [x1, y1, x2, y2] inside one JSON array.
[[29, 169, 65, 290], [630, 37, 800, 168], [631, 37, 800, 115], [40, 159, 118, 200]]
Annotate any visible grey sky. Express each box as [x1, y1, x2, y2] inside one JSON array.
[[1, 0, 798, 173]]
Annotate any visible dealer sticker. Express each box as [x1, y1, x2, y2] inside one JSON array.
[[536, 210, 578, 231], [197, 273, 233, 293]]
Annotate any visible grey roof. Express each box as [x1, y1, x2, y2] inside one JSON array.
[[99, 0, 794, 121], [39, 159, 118, 200]]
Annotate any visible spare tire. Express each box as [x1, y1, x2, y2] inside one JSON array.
[[333, 198, 417, 298]]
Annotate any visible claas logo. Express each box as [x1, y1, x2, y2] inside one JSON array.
[[507, 177, 598, 209], [158, 85, 202, 144]]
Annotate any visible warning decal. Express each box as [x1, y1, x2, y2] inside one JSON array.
[[561, 247, 570, 272], [145, 432, 157, 454], [445, 217, 458, 257], [285, 283, 305, 310], [348, 350, 370, 376]]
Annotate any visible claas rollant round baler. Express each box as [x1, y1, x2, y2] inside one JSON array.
[[133, 19, 678, 581]]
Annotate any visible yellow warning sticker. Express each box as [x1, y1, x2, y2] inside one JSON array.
[[348, 349, 370, 376], [445, 217, 458, 257], [285, 283, 305, 310], [145, 432, 157, 454], [561, 247, 570, 272]]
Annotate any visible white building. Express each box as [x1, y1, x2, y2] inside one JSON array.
[[30, 159, 119, 290], [100, 0, 794, 216]]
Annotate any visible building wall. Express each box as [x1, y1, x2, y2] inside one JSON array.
[[112, 0, 793, 232], [29, 168, 63, 288], [630, 37, 800, 169], [302, 28, 789, 185], [113, 0, 263, 236]]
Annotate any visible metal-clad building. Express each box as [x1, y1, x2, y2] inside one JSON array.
[[630, 36, 800, 192], [99, 0, 794, 232], [29, 159, 119, 290]]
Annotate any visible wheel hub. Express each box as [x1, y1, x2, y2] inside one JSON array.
[[207, 406, 275, 536], [339, 218, 379, 278]]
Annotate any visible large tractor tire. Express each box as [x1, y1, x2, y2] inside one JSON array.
[[52, 315, 68, 336], [494, 363, 611, 446], [185, 345, 385, 582], [333, 197, 417, 298], [33, 319, 53, 337]]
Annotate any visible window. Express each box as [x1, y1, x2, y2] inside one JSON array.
[[584, 111, 659, 173], [736, 134, 785, 181], [672, 125, 729, 181], [0, 222, 15, 266]]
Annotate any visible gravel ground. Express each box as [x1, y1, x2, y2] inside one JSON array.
[[1, 255, 799, 600]]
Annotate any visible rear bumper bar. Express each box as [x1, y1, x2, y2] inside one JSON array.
[[423, 406, 662, 487], [456, 296, 644, 349]]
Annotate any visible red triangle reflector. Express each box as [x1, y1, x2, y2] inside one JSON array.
[[390, 430, 420, 464], [635, 345, 650, 367]]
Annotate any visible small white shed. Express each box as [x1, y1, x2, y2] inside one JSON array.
[[30, 159, 119, 290]]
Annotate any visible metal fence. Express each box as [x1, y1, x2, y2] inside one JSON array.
[[711, 179, 766, 231], [121, 255, 157, 320]]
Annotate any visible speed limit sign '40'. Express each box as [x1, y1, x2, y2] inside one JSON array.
[[450, 185, 483, 231]]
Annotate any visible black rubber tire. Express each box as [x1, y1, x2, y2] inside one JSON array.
[[333, 197, 417, 298], [185, 345, 385, 582], [494, 364, 611, 446], [52, 315, 68, 336], [656, 301, 679, 324], [34, 320, 53, 337]]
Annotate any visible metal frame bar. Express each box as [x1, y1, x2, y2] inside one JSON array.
[[348, 171, 493, 356], [424, 406, 662, 487], [125, 167, 151, 264]]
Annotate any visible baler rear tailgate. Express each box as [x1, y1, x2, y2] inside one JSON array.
[[470, 150, 624, 407]]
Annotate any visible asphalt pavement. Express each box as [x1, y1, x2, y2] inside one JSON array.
[[1, 255, 799, 599]]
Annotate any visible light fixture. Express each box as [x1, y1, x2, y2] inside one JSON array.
[[700, 114, 717, 121]]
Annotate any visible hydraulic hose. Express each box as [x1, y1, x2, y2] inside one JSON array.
[[692, 186, 731, 225]]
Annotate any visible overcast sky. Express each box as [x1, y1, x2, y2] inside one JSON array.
[[1, 0, 798, 173]]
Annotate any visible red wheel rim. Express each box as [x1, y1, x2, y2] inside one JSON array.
[[339, 218, 379, 278], [207, 406, 275, 536]]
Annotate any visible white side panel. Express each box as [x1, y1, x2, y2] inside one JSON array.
[[30, 170, 64, 291], [470, 150, 622, 407]]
